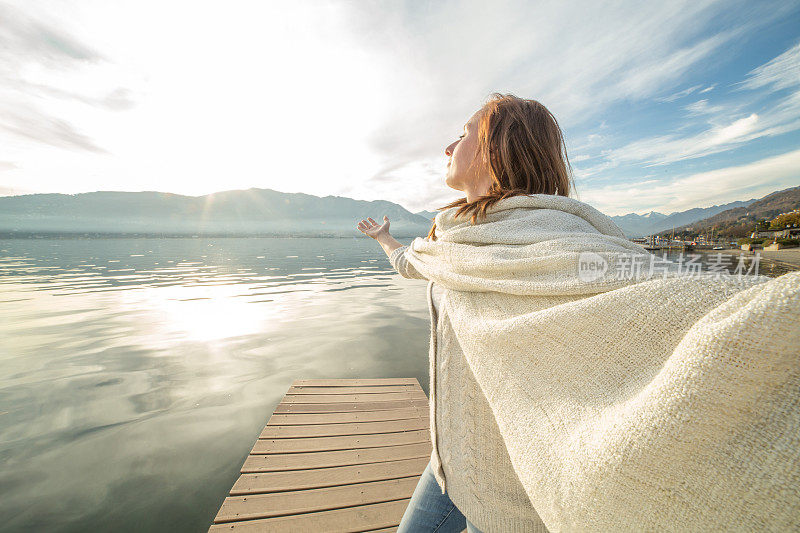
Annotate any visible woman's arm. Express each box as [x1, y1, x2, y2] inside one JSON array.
[[375, 232, 403, 259], [356, 215, 427, 280]]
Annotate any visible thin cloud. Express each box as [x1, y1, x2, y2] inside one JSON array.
[[683, 99, 727, 116], [0, 105, 107, 153], [582, 148, 800, 215], [0, 4, 105, 66], [656, 84, 704, 102], [7, 80, 137, 111], [601, 40, 800, 167], [605, 113, 760, 166], [0, 3, 127, 152], [738, 40, 800, 92]]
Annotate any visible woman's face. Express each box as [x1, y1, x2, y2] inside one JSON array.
[[445, 109, 490, 193]]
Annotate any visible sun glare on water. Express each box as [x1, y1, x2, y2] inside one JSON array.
[[118, 284, 290, 343]]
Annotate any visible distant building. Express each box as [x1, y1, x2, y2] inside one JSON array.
[[751, 228, 779, 238], [752, 227, 800, 239]]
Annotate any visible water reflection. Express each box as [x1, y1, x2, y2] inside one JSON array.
[[0, 237, 431, 533]]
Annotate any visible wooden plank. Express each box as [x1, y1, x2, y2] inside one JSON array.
[[282, 392, 427, 403], [211, 378, 429, 532], [209, 498, 411, 532], [251, 430, 430, 454], [292, 378, 417, 387], [260, 417, 429, 438], [231, 456, 431, 495], [273, 399, 428, 414], [266, 408, 427, 425], [215, 477, 420, 522], [288, 385, 422, 395], [242, 442, 432, 472]]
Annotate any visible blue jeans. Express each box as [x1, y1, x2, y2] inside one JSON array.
[[397, 460, 484, 533]]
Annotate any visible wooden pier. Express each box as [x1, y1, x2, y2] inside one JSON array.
[[210, 378, 432, 532]]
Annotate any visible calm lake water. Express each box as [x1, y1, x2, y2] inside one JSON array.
[[0, 238, 780, 532], [0, 237, 431, 533]]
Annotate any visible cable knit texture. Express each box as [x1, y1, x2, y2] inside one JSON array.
[[389, 193, 800, 532]]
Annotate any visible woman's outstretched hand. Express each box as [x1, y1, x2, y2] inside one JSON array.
[[357, 216, 390, 240]]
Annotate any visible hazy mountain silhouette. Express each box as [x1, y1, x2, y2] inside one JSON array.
[[1, 187, 791, 239], [0, 188, 434, 238], [609, 198, 758, 237], [414, 210, 439, 220]]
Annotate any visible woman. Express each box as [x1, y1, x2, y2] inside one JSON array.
[[359, 93, 573, 532], [357, 94, 800, 532]]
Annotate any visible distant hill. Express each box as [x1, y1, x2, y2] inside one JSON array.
[[610, 211, 668, 237], [3, 186, 794, 239], [610, 199, 758, 237], [414, 210, 439, 220], [656, 185, 800, 238], [0, 188, 433, 238]]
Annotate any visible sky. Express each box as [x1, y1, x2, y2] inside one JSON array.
[[1, 0, 799, 216]]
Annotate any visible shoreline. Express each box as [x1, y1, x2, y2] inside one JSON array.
[[704, 248, 800, 268], [686, 247, 800, 277]]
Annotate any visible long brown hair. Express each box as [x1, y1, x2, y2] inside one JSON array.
[[426, 93, 575, 240]]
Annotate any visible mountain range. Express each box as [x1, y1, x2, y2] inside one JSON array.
[[0, 186, 796, 238], [654, 185, 800, 238], [607, 199, 764, 237], [414, 210, 439, 220], [0, 189, 433, 238]]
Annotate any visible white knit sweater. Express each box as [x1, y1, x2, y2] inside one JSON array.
[[391, 245, 547, 532], [389, 194, 800, 532]]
